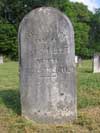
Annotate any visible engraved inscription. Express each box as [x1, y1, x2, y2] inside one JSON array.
[[19, 7, 76, 124]]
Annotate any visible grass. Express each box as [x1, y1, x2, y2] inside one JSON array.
[[0, 60, 100, 133], [77, 60, 100, 108]]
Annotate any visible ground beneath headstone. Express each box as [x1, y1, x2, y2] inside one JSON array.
[[0, 61, 100, 132]]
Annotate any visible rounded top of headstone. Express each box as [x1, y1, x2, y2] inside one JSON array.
[[18, 7, 74, 36]]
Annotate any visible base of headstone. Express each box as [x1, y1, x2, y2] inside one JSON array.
[[22, 108, 77, 124]]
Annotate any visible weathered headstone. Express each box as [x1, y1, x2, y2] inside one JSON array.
[[0, 55, 3, 64], [75, 56, 78, 64], [93, 54, 100, 73], [75, 55, 82, 67], [18, 7, 76, 124]]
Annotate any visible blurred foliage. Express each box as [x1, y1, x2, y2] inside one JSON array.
[[0, 22, 18, 60], [0, 0, 100, 60], [90, 9, 100, 53]]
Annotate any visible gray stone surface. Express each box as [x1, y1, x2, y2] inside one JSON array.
[[18, 7, 76, 124], [93, 54, 100, 73], [0, 55, 3, 64], [75, 55, 82, 67], [75, 56, 78, 64]]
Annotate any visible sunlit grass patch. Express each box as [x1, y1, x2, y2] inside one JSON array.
[[0, 60, 100, 132]]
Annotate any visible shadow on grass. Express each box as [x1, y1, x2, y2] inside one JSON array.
[[0, 89, 21, 115], [78, 68, 92, 73], [83, 69, 92, 73]]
